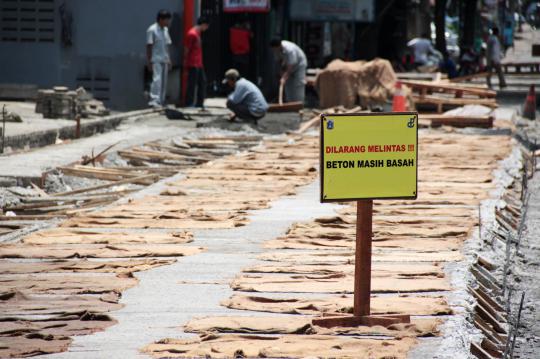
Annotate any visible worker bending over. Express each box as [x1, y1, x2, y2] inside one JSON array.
[[223, 69, 268, 123], [270, 38, 307, 103]]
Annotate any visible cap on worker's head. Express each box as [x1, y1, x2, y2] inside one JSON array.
[[222, 68, 240, 84], [270, 37, 282, 47]]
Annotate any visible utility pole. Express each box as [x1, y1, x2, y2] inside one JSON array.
[[435, 0, 447, 53], [461, 0, 478, 50]]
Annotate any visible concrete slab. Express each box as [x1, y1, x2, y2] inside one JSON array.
[[45, 180, 340, 359]]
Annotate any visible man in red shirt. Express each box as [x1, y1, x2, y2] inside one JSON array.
[[229, 21, 252, 78], [184, 16, 209, 107]]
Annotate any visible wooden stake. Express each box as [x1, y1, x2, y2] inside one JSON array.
[[355, 199, 373, 316]]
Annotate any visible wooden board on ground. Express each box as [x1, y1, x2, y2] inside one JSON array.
[[418, 114, 494, 128], [268, 101, 304, 112]]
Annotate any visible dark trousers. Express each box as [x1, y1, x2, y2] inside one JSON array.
[[232, 54, 250, 79], [486, 62, 507, 89], [226, 100, 263, 122], [186, 67, 206, 107]]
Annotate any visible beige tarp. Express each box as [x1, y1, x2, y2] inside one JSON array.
[[142, 334, 417, 359], [221, 294, 452, 316], [184, 315, 442, 338], [316, 58, 398, 108]]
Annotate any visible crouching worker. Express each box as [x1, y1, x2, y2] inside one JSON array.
[[223, 69, 268, 123]]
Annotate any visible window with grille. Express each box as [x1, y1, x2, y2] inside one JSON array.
[[1, 0, 55, 42]]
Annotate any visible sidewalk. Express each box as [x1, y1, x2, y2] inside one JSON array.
[[0, 114, 196, 185]]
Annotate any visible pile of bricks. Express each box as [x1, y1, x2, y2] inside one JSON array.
[[35, 86, 109, 120], [35, 86, 77, 119]]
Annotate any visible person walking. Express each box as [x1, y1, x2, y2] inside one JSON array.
[[270, 38, 307, 103], [184, 16, 210, 107], [486, 27, 507, 89], [146, 10, 172, 107], [223, 69, 268, 124]]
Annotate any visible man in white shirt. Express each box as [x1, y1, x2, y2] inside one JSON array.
[[407, 33, 437, 67], [486, 27, 507, 89], [223, 68, 268, 124], [270, 38, 307, 102], [146, 10, 172, 107]]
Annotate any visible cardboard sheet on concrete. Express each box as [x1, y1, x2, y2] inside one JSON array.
[[222, 294, 452, 316], [0, 258, 175, 274], [231, 273, 450, 293], [142, 334, 417, 359], [184, 315, 441, 338], [0, 291, 122, 316], [258, 250, 464, 264], [0, 244, 204, 259], [243, 262, 443, 277], [22, 229, 193, 245], [0, 273, 138, 294]]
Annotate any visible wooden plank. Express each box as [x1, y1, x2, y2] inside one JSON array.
[[397, 72, 447, 81], [413, 95, 498, 108], [481, 338, 504, 358], [58, 166, 156, 184], [30, 183, 49, 197], [401, 79, 496, 97], [51, 174, 159, 197], [0, 214, 64, 221], [143, 143, 213, 162], [450, 72, 490, 83], [471, 342, 496, 359], [118, 149, 195, 164], [418, 114, 494, 128], [475, 304, 507, 334], [200, 135, 263, 142], [268, 101, 304, 112]]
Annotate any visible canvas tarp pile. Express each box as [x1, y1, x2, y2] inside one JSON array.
[[316, 58, 402, 108]]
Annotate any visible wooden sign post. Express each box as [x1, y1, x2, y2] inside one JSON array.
[[314, 112, 418, 328]]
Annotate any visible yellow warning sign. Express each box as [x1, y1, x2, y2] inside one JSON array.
[[320, 112, 418, 202]]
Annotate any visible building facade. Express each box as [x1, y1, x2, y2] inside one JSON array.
[[0, 0, 184, 110]]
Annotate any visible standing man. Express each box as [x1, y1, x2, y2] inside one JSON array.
[[184, 16, 210, 108], [270, 38, 307, 103], [146, 10, 172, 108], [222, 68, 268, 124], [486, 27, 507, 89]]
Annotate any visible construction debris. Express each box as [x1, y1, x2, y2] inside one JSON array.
[[35, 86, 109, 120]]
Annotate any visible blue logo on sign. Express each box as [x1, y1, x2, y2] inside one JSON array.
[[327, 120, 334, 130]]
